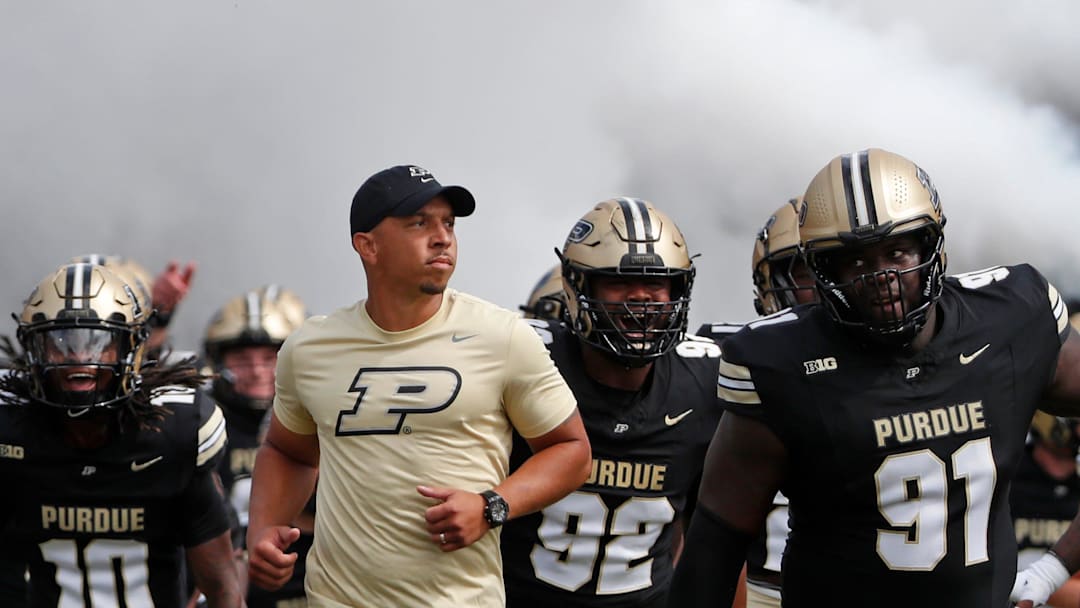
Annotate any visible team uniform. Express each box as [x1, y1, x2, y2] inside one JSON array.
[[717, 265, 1071, 607], [501, 321, 722, 607], [698, 321, 786, 607], [273, 289, 577, 608], [1010, 447, 1080, 571], [0, 388, 230, 608], [213, 400, 312, 607]]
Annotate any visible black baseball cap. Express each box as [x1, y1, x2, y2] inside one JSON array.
[[350, 165, 476, 234]]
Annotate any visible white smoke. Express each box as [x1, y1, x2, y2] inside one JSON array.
[[2, 1, 1078, 351]]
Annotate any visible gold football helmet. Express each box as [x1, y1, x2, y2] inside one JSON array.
[[204, 284, 306, 368], [71, 254, 154, 313], [559, 197, 694, 364], [520, 264, 566, 321], [1030, 411, 1080, 454], [801, 148, 947, 345], [17, 263, 148, 409], [752, 197, 812, 315]]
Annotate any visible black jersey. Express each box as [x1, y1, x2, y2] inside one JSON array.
[[697, 320, 788, 592], [717, 264, 1071, 607], [502, 321, 723, 608], [213, 399, 313, 607], [213, 398, 263, 537], [0, 388, 231, 608], [694, 321, 742, 345], [1009, 447, 1080, 569]]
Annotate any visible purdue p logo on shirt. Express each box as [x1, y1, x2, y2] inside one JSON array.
[[336, 367, 462, 436]]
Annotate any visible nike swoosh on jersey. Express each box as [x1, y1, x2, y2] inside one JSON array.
[[131, 456, 164, 472], [664, 409, 694, 426], [959, 344, 990, 365], [451, 333, 478, 343]]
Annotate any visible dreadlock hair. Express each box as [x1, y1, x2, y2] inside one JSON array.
[[0, 335, 211, 433]]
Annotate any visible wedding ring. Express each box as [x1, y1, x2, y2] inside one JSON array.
[[439, 532, 447, 544]]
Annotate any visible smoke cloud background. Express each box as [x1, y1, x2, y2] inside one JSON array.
[[2, 1, 1078, 352]]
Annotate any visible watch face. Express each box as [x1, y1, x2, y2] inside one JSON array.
[[485, 493, 509, 525], [490, 499, 508, 523]]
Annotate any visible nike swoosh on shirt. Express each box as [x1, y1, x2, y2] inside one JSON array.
[[451, 334, 478, 343], [959, 344, 990, 365], [131, 456, 164, 472], [664, 409, 694, 426]]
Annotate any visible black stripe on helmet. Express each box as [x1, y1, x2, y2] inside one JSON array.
[[840, 155, 859, 231], [617, 198, 641, 254], [857, 150, 879, 225], [64, 264, 76, 309]]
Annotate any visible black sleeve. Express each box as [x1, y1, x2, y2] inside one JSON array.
[[0, 554, 26, 608], [668, 506, 752, 607], [180, 467, 232, 548]]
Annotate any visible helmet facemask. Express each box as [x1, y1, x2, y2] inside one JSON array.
[[520, 264, 567, 322], [24, 325, 137, 409], [754, 253, 813, 315], [562, 253, 694, 367], [808, 223, 945, 347]]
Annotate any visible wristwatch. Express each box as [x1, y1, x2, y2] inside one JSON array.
[[480, 490, 509, 528]]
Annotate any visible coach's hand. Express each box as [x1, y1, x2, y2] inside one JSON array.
[[247, 525, 301, 590], [418, 485, 490, 552]]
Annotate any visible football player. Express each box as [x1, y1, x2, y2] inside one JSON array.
[[0, 263, 240, 608], [1011, 410, 1080, 608], [697, 198, 818, 608], [669, 148, 1080, 607], [203, 285, 309, 607], [501, 198, 723, 607], [520, 264, 567, 322]]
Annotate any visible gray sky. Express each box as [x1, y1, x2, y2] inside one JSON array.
[[3, 1, 1079, 352]]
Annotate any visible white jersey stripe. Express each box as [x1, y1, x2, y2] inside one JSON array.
[[1050, 284, 1068, 334], [718, 375, 756, 391], [196, 401, 227, 468]]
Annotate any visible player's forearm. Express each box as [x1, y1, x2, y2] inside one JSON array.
[[496, 437, 591, 519], [189, 531, 245, 608], [248, 442, 318, 535], [668, 506, 751, 607]]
